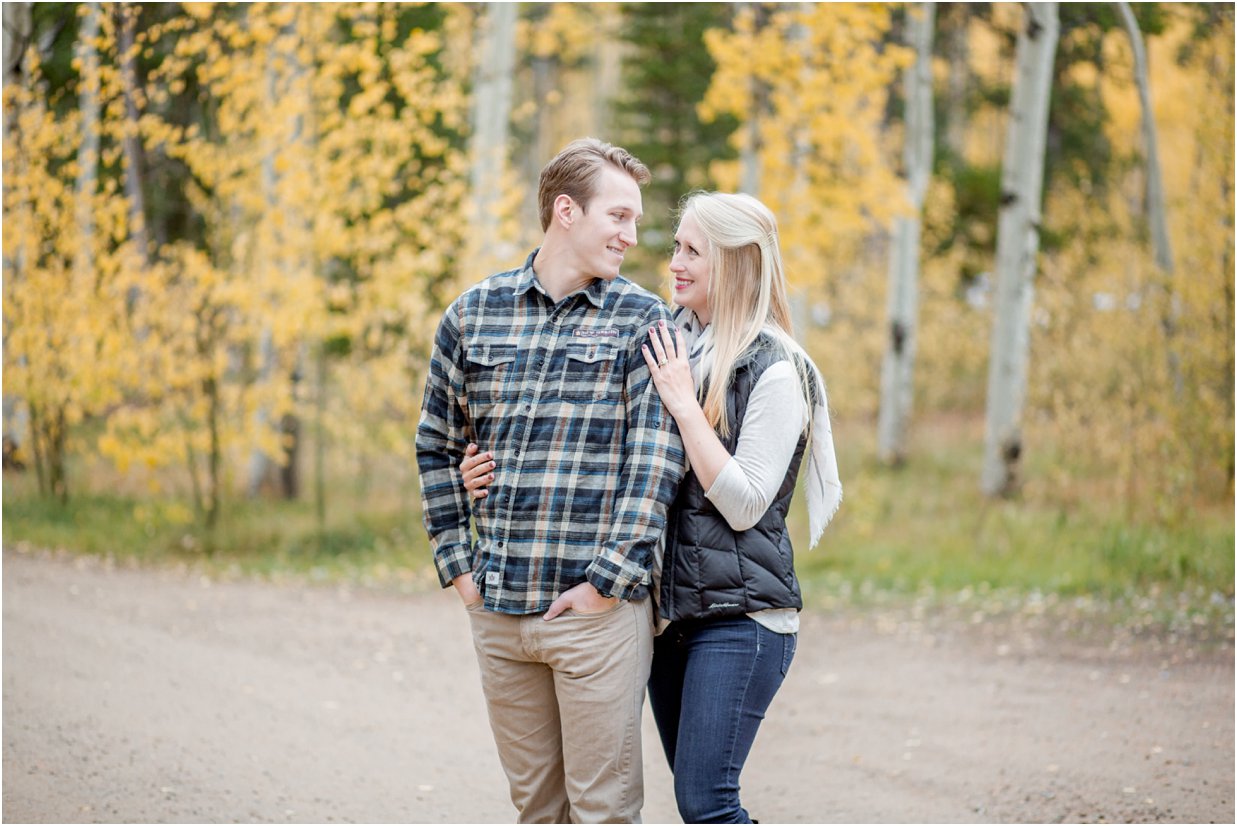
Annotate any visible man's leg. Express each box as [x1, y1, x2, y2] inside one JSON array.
[[540, 598, 654, 824], [467, 603, 572, 824]]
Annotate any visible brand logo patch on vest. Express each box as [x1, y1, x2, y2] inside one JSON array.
[[708, 601, 742, 610]]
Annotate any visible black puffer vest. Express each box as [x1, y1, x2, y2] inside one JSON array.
[[658, 337, 808, 623]]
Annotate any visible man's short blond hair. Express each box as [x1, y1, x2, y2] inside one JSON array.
[[537, 138, 651, 232]]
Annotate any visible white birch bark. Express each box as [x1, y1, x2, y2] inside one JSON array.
[[3, 3, 33, 452], [739, 3, 769, 196], [1116, 1, 1181, 396], [590, 6, 624, 137], [248, 8, 307, 499], [740, 104, 762, 196], [788, 15, 813, 346], [943, 4, 969, 160], [877, 2, 936, 465], [981, 2, 1059, 497], [470, 2, 517, 256], [2, 2, 31, 93], [524, 53, 556, 228], [1116, 1, 1173, 274], [74, 3, 101, 287], [116, 2, 149, 264], [247, 9, 280, 498]]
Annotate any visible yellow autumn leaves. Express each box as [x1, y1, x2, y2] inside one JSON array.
[[3, 3, 1232, 519]]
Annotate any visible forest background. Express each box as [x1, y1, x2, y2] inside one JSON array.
[[3, 2, 1233, 637]]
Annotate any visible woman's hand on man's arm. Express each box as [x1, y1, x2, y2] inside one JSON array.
[[460, 443, 494, 499]]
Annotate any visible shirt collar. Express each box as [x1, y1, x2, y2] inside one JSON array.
[[513, 248, 608, 310]]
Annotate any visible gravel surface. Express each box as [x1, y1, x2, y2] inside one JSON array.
[[3, 546, 1232, 823]]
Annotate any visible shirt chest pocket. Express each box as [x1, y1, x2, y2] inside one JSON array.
[[560, 341, 621, 404], [464, 342, 519, 406]]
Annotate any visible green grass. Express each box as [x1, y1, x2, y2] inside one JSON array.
[[2, 472, 438, 590], [785, 416, 1234, 627], [4, 415, 1233, 627]]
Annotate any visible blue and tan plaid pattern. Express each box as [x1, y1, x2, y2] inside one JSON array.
[[416, 250, 686, 615]]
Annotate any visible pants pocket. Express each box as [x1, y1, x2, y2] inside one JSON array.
[[566, 600, 625, 619], [780, 632, 797, 676]]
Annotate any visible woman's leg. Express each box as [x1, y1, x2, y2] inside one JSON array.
[[671, 617, 796, 824], [646, 622, 690, 769]]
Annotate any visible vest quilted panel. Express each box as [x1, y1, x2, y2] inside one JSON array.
[[659, 336, 808, 622]]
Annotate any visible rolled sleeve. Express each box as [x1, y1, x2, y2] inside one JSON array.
[[592, 303, 686, 600]]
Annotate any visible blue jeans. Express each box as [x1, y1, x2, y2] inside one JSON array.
[[647, 615, 797, 824]]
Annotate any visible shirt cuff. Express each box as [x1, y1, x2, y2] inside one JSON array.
[[585, 546, 649, 601], [432, 537, 473, 589]]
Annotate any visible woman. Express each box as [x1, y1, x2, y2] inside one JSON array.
[[461, 192, 841, 823]]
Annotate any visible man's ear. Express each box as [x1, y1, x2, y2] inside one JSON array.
[[553, 194, 575, 229]]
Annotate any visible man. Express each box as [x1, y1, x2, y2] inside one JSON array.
[[415, 138, 685, 823]]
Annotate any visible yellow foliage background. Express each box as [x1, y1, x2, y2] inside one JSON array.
[[2, 3, 1232, 525]]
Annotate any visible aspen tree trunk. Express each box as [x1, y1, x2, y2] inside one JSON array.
[[2, 3, 32, 458], [27, 403, 47, 497], [6, 5, 72, 502], [739, 85, 763, 196], [590, 6, 624, 137], [526, 53, 556, 228], [981, 2, 1059, 497], [739, 4, 770, 196], [2, 3, 31, 96], [247, 31, 280, 497], [314, 344, 327, 540], [204, 371, 221, 534], [943, 3, 970, 160], [737, 4, 766, 196], [470, 2, 517, 262], [877, 2, 935, 466], [183, 422, 205, 522], [277, 15, 309, 502], [247, 329, 277, 497], [786, 13, 813, 345], [47, 406, 67, 504], [249, 9, 307, 500], [74, 3, 101, 287], [1116, 2, 1181, 396], [279, 374, 300, 500], [1116, 2, 1173, 274], [116, 3, 149, 265]]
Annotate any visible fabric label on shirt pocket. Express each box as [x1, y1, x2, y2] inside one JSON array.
[[560, 340, 620, 403]]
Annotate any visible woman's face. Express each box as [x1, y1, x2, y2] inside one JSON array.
[[670, 210, 712, 323]]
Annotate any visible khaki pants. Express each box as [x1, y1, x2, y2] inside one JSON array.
[[465, 598, 654, 824]]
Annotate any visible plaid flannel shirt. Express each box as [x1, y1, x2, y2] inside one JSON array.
[[416, 250, 686, 615]]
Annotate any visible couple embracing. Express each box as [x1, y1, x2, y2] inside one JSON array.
[[416, 138, 841, 824]]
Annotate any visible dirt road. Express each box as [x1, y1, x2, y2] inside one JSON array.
[[3, 546, 1232, 823]]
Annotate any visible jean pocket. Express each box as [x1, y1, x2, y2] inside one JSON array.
[[780, 633, 797, 676]]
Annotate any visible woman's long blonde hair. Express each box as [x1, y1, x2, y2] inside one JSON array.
[[675, 191, 816, 439]]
